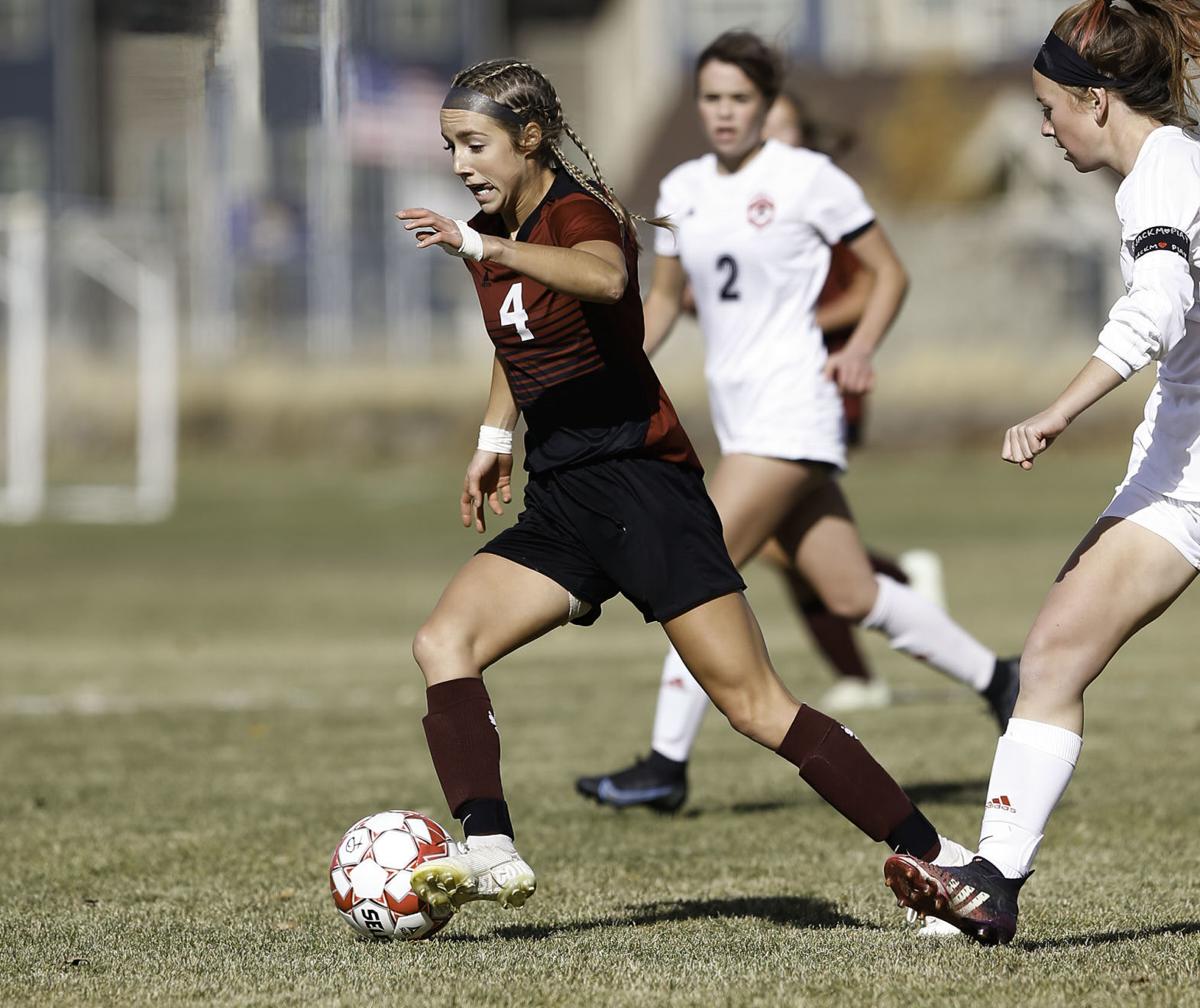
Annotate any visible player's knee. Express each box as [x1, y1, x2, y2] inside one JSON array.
[[411, 619, 463, 680], [756, 539, 788, 571], [822, 583, 874, 623], [410, 623, 436, 675], [719, 691, 775, 746], [1016, 632, 1086, 705]]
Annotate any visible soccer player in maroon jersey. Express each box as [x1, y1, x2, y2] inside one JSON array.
[[394, 58, 970, 919]]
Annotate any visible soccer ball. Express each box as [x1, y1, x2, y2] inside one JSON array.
[[329, 810, 456, 940]]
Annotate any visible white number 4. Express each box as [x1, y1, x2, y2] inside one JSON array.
[[499, 282, 534, 342]]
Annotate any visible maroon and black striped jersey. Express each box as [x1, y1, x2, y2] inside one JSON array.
[[463, 173, 699, 475]]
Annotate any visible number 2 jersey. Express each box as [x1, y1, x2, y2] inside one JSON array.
[[654, 139, 876, 469], [462, 172, 700, 475]]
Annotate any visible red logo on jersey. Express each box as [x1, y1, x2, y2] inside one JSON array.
[[747, 194, 775, 229]]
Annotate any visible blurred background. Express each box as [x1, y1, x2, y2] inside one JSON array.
[[6, 11, 1199, 999], [0, 0, 1138, 525]]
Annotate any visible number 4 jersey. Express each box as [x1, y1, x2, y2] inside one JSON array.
[[463, 172, 700, 475], [655, 139, 876, 470]]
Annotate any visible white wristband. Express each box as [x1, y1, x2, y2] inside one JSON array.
[[477, 425, 513, 454], [453, 220, 485, 262]]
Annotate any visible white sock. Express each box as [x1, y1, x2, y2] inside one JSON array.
[[932, 834, 974, 868], [976, 717, 1082, 879], [861, 574, 996, 691], [463, 833, 516, 851], [649, 646, 710, 763]]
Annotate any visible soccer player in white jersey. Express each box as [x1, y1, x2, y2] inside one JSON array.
[[683, 91, 933, 716], [759, 91, 947, 715], [576, 31, 1019, 815], [886, 0, 1200, 945]]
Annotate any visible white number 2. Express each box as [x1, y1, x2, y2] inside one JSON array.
[[499, 282, 534, 342]]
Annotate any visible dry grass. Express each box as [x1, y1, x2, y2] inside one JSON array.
[[1, 447, 1198, 1005]]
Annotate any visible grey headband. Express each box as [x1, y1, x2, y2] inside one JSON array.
[[442, 86, 525, 126]]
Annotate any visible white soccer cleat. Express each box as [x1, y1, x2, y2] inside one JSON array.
[[410, 834, 536, 916], [820, 677, 892, 713], [905, 907, 963, 937]]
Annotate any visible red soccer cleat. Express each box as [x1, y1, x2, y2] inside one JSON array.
[[884, 854, 1028, 946]]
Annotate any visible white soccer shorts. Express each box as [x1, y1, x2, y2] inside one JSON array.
[[1101, 478, 1200, 569]]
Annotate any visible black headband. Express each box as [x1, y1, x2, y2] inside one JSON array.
[[441, 86, 525, 126], [1034, 32, 1136, 90]]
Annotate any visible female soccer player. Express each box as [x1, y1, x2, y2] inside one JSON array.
[[575, 32, 1018, 815], [885, 0, 1200, 945], [677, 89, 907, 716], [764, 90, 874, 448], [395, 58, 971, 917], [760, 90, 928, 715]]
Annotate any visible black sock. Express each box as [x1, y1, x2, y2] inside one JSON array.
[[885, 806, 940, 860], [983, 658, 1011, 705], [455, 797, 514, 840], [647, 750, 688, 777]]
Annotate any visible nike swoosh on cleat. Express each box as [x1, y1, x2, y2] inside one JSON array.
[[596, 779, 677, 806]]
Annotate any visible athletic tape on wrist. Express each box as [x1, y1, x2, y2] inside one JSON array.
[[477, 425, 513, 454], [454, 220, 485, 262]]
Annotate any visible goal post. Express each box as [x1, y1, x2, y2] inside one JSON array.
[[0, 194, 47, 524], [0, 196, 178, 524]]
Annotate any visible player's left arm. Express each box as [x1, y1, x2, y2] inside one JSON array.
[[814, 252, 874, 335], [397, 207, 626, 304], [462, 354, 520, 533], [823, 224, 909, 395]]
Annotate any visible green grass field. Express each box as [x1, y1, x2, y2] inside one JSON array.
[[3, 446, 1199, 1006]]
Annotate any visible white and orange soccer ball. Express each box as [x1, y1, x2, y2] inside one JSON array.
[[329, 810, 456, 940]]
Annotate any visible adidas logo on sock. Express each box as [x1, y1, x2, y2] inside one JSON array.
[[985, 794, 1016, 813]]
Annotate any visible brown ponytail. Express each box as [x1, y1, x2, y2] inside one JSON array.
[[1052, 0, 1200, 126], [450, 59, 667, 238]]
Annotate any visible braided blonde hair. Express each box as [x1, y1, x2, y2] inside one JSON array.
[[450, 59, 667, 238]]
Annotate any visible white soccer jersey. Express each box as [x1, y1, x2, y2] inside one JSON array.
[[1091, 126, 1200, 499], [655, 139, 875, 466]]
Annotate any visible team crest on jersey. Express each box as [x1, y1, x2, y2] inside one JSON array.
[[747, 193, 775, 229]]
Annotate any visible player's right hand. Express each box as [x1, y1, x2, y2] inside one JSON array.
[[396, 208, 463, 256], [1002, 409, 1070, 470], [461, 450, 513, 532]]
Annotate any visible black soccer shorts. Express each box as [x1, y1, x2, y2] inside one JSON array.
[[480, 456, 745, 625]]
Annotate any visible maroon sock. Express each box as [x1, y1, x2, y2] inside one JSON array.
[[868, 551, 908, 585], [422, 679, 504, 817], [777, 705, 938, 856], [802, 607, 873, 682]]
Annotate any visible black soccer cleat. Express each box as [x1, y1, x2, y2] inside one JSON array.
[[884, 854, 1028, 946], [575, 752, 688, 813], [984, 655, 1021, 731]]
